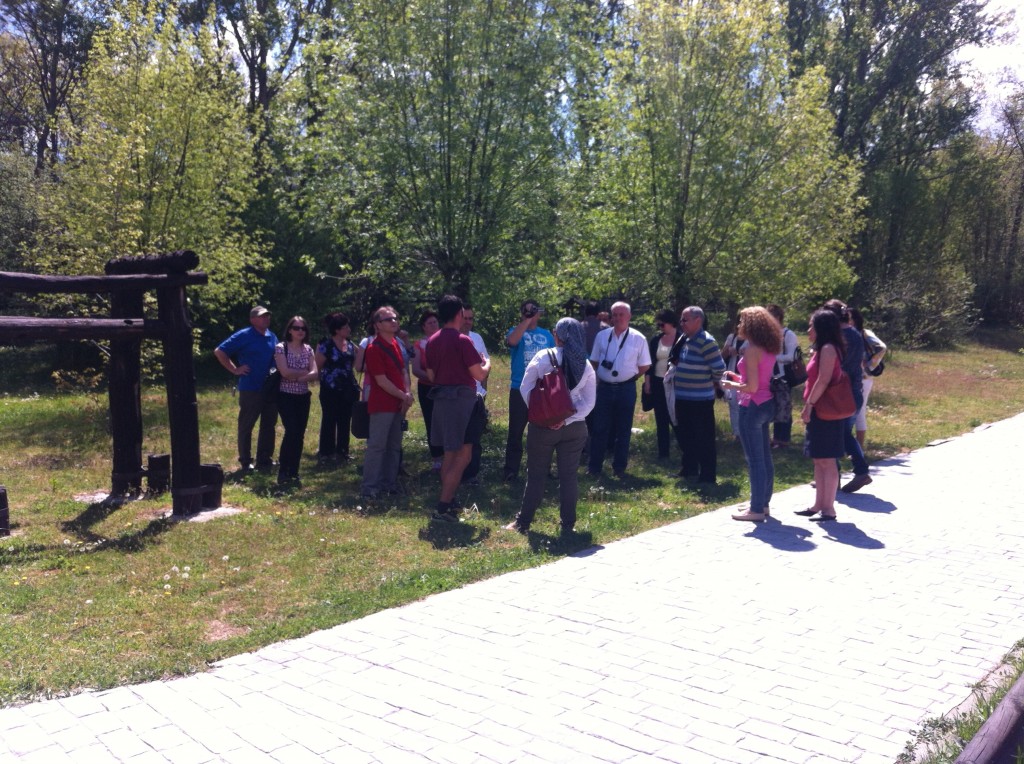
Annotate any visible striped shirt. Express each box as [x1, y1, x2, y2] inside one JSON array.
[[672, 331, 725, 401]]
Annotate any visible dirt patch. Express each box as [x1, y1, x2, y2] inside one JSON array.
[[204, 620, 250, 642]]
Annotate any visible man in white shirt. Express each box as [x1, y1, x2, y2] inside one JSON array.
[[461, 304, 489, 484], [586, 301, 651, 478]]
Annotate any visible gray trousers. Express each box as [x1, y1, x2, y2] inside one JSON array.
[[361, 411, 403, 496], [513, 420, 589, 532]]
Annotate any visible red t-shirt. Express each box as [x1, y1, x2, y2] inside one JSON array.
[[425, 328, 480, 387], [365, 336, 407, 414]]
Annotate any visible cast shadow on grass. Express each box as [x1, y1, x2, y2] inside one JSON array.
[[525, 530, 597, 556], [418, 522, 491, 550], [60, 497, 172, 551]]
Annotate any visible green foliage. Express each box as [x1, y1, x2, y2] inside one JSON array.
[[27, 0, 265, 340], [575, 0, 862, 312], [0, 150, 37, 274], [291, 0, 568, 304]]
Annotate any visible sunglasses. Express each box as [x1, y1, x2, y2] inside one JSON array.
[[290, 325, 307, 331], [378, 316, 398, 323]]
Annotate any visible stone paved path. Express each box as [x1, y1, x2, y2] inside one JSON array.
[[3, 415, 1024, 763]]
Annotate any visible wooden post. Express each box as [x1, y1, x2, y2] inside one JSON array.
[[109, 290, 145, 495], [146, 454, 170, 494], [200, 464, 224, 509], [156, 283, 202, 516], [0, 486, 9, 536]]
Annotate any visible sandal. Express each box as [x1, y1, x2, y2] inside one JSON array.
[[810, 514, 837, 522], [793, 508, 820, 517]]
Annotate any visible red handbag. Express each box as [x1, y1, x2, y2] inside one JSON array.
[[527, 350, 576, 428], [815, 370, 856, 421]]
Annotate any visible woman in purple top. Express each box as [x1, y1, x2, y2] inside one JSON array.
[[721, 306, 783, 523]]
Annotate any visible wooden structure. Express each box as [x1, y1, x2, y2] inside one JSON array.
[[0, 251, 221, 516]]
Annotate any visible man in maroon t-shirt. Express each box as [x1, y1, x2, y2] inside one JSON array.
[[424, 295, 490, 522], [361, 305, 413, 498]]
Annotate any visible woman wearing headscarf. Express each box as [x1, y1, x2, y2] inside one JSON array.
[[504, 317, 597, 536]]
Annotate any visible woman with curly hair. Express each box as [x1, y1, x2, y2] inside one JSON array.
[[721, 306, 783, 522]]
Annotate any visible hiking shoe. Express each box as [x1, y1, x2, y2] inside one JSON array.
[[840, 474, 873, 493], [431, 509, 459, 523]]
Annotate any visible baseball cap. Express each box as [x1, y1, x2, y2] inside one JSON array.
[[250, 306, 270, 318]]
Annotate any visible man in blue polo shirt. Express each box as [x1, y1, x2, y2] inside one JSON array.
[[214, 306, 279, 471], [503, 299, 555, 481]]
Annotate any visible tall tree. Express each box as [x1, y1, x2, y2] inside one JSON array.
[[32, 0, 264, 337], [579, 0, 862, 310], [297, 0, 569, 301], [0, 0, 102, 171]]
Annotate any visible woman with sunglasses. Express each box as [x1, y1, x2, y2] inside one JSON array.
[[274, 315, 318, 487], [643, 309, 680, 460]]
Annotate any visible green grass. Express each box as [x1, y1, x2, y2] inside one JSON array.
[[896, 640, 1024, 764], [3, 332, 1024, 707]]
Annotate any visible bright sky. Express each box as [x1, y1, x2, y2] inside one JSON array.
[[957, 0, 1022, 132]]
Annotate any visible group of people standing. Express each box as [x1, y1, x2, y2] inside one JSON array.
[[214, 295, 885, 533]]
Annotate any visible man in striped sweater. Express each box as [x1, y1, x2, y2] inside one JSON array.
[[671, 306, 726, 484]]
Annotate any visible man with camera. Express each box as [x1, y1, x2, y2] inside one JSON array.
[[587, 301, 651, 478], [503, 299, 555, 481]]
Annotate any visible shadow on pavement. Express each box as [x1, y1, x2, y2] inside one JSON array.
[[836, 492, 897, 514], [818, 520, 885, 549], [743, 520, 817, 551]]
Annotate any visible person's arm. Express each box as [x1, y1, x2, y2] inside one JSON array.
[[468, 356, 490, 383], [373, 373, 413, 411], [302, 348, 318, 383], [506, 318, 531, 348], [776, 329, 797, 365], [706, 339, 726, 383], [573, 364, 598, 419], [722, 345, 762, 393], [519, 354, 542, 406], [411, 341, 429, 382], [801, 345, 837, 423], [214, 347, 249, 377], [314, 349, 327, 375]]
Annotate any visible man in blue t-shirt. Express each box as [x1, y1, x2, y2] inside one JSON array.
[[503, 299, 555, 481], [214, 306, 279, 471]]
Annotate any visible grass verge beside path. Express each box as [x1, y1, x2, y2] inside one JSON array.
[[2, 328, 1024, 707]]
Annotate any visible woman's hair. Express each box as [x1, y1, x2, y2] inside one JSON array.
[[655, 308, 678, 328], [419, 310, 438, 330], [766, 303, 784, 324], [822, 298, 850, 323], [325, 312, 349, 335], [848, 306, 865, 334], [810, 309, 845, 354], [284, 315, 308, 343], [739, 306, 782, 354]]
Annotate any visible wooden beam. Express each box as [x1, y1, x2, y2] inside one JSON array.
[[0, 271, 207, 295], [0, 316, 165, 341]]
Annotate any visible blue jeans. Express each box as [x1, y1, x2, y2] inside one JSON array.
[[844, 415, 869, 475], [738, 399, 775, 513], [588, 381, 637, 474]]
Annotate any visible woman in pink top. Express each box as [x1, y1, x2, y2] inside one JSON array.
[[721, 306, 783, 523]]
